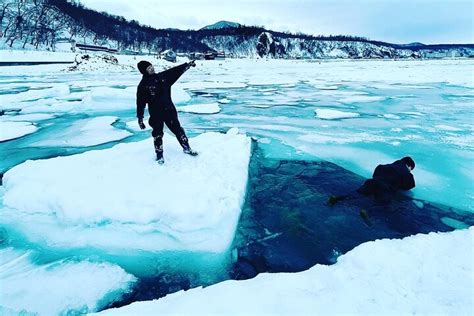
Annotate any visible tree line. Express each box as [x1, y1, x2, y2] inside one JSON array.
[[3, 0, 449, 53]]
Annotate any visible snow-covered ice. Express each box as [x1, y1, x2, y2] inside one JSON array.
[[177, 102, 221, 114], [34, 116, 131, 147], [314, 108, 360, 120], [0, 56, 473, 314], [2, 130, 251, 253], [217, 98, 231, 104], [96, 228, 474, 316], [0, 247, 135, 316], [0, 113, 55, 122], [180, 81, 247, 90], [338, 95, 386, 103], [0, 121, 38, 141]]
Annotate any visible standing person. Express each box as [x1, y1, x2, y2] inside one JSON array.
[[136, 60, 198, 164]]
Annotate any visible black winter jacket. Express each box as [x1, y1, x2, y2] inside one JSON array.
[[136, 63, 190, 119], [372, 159, 415, 192]]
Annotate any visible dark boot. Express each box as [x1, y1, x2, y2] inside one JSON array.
[[154, 135, 164, 164], [178, 134, 198, 156]]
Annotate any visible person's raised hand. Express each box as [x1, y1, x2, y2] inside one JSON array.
[[188, 60, 196, 67], [138, 118, 146, 130]]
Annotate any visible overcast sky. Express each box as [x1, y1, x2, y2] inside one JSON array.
[[79, 0, 473, 44]]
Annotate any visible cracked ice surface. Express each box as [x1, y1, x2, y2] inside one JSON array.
[[2, 129, 251, 253]]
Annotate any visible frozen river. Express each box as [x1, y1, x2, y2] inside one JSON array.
[[0, 58, 473, 315]]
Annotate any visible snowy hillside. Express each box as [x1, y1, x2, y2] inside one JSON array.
[[201, 20, 241, 30], [1, 0, 472, 59]]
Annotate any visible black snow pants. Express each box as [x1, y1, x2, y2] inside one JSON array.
[[149, 105, 190, 156]]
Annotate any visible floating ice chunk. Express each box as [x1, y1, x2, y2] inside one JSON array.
[[391, 128, 403, 132], [338, 95, 385, 103], [2, 131, 251, 253], [0, 122, 38, 141], [315, 108, 360, 120], [0, 247, 135, 316], [313, 90, 367, 96], [382, 114, 401, 120], [34, 116, 131, 147], [172, 85, 192, 104], [435, 124, 463, 132], [177, 102, 221, 114], [1, 84, 70, 109], [402, 111, 424, 116], [96, 228, 473, 316], [258, 88, 278, 93], [0, 113, 55, 122], [244, 104, 272, 108], [217, 98, 231, 104]]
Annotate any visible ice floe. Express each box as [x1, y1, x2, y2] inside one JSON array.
[[338, 95, 386, 103], [0, 121, 38, 141], [96, 228, 473, 316], [0, 113, 55, 122], [314, 108, 360, 120], [2, 130, 251, 253], [0, 247, 136, 316], [34, 116, 131, 147], [177, 102, 221, 114], [217, 98, 231, 104]]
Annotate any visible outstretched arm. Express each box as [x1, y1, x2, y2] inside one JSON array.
[[161, 62, 192, 87]]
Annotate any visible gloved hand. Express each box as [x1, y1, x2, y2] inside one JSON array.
[[188, 60, 196, 67], [138, 118, 146, 130]]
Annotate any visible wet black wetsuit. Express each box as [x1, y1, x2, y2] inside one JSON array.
[[136, 63, 191, 154], [358, 159, 415, 202]]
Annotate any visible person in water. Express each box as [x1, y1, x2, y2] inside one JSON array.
[[136, 60, 198, 164], [328, 156, 416, 205], [357, 156, 416, 202]]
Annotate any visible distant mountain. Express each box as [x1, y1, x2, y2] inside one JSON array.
[[201, 21, 241, 30], [2, 0, 473, 60]]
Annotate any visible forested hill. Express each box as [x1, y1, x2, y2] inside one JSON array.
[[1, 0, 473, 59]]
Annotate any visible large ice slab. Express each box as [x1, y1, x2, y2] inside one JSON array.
[[0, 122, 38, 141], [177, 102, 221, 114], [0, 247, 135, 316], [96, 228, 473, 315], [2, 130, 251, 253], [34, 116, 131, 147]]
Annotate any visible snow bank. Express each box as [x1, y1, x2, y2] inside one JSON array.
[[35, 116, 131, 147], [315, 108, 360, 120], [2, 130, 251, 253], [0, 122, 38, 141], [96, 228, 473, 316], [177, 102, 221, 114], [0, 247, 135, 316]]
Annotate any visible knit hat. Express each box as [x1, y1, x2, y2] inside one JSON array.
[[401, 156, 415, 170], [137, 60, 152, 75]]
